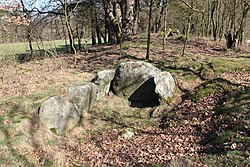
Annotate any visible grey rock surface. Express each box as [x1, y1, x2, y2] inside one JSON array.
[[154, 71, 175, 104], [112, 61, 161, 98], [112, 61, 175, 107], [68, 82, 97, 113], [38, 96, 80, 135], [92, 70, 115, 100]]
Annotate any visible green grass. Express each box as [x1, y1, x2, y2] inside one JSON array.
[[206, 57, 250, 72], [0, 88, 63, 166], [121, 43, 131, 50], [85, 95, 159, 138], [0, 40, 66, 57]]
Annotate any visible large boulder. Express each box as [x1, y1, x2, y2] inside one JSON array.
[[38, 96, 80, 135], [112, 61, 175, 107], [154, 71, 175, 103], [68, 82, 97, 113], [112, 61, 161, 97], [91, 70, 115, 100]]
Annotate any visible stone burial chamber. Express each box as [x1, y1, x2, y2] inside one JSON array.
[[38, 61, 175, 135], [111, 61, 175, 108]]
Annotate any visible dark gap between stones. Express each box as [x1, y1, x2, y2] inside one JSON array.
[[128, 77, 160, 108]]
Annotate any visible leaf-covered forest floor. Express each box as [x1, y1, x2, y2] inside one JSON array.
[[0, 34, 249, 166]]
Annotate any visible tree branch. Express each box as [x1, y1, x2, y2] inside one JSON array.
[[178, 0, 204, 13], [33, 7, 64, 16]]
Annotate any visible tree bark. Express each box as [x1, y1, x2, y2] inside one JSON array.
[[64, 0, 77, 66], [102, 0, 122, 44], [132, 0, 140, 35], [102, 0, 136, 43], [76, 24, 82, 51], [60, 16, 69, 52], [225, 31, 234, 49], [155, 0, 166, 33], [211, 0, 218, 40], [163, 0, 168, 49], [238, 1, 249, 45], [146, 0, 153, 60], [27, 26, 33, 56]]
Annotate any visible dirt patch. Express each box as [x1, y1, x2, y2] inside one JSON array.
[[0, 57, 94, 98]]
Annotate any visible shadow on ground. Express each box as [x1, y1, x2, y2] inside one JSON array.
[[159, 72, 250, 163]]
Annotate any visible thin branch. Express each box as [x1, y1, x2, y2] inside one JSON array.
[[33, 7, 64, 16], [178, 0, 204, 13]]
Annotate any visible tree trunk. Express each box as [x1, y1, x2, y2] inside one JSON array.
[[27, 26, 33, 56], [238, 1, 249, 45], [163, 0, 168, 49], [122, 0, 135, 39], [67, 23, 74, 53], [146, 0, 153, 60], [218, 0, 227, 41], [225, 31, 234, 49], [181, 1, 193, 56], [103, 0, 136, 43], [76, 24, 82, 51], [60, 16, 69, 53], [211, 0, 218, 40], [102, 0, 122, 44], [181, 14, 191, 56], [64, 0, 77, 66], [132, 0, 140, 35], [155, 0, 165, 33], [94, 6, 102, 44], [91, 26, 96, 45], [107, 21, 117, 44], [205, 0, 211, 37], [104, 12, 108, 43], [96, 25, 102, 44]]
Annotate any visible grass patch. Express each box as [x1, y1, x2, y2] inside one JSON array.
[[183, 73, 199, 81], [0, 40, 66, 57], [191, 86, 217, 101], [206, 57, 249, 72], [121, 43, 131, 50], [191, 78, 236, 101], [87, 95, 159, 137]]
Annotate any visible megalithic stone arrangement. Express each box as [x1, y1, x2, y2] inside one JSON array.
[[38, 61, 176, 135]]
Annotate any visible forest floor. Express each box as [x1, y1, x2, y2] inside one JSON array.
[[0, 34, 250, 166]]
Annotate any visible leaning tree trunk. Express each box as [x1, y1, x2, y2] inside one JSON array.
[[155, 0, 165, 33], [102, 0, 122, 44], [64, 0, 77, 66]]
